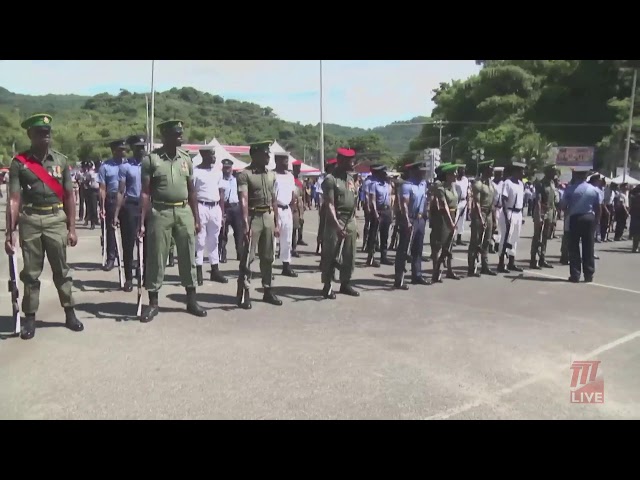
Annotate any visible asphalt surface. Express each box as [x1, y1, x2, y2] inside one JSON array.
[[1, 198, 639, 419]]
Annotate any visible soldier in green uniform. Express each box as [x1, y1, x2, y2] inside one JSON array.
[[316, 158, 336, 254], [5, 113, 84, 340], [467, 160, 497, 276], [138, 120, 206, 322], [236, 140, 282, 309], [431, 163, 461, 281], [530, 163, 558, 269], [291, 160, 305, 257], [320, 147, 360, 299]]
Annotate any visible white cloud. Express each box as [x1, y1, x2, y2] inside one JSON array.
[[0, 60, 479, 128]]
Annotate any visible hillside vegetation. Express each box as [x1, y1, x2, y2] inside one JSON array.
[[0, 86, 424, 166]]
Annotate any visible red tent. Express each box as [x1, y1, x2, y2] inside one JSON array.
[[354, 160, 372, 174]]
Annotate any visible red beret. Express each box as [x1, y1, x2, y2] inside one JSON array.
[[291, 160, 302, 166], [337, 148, 356, 158], [326, 158, 338, 165]]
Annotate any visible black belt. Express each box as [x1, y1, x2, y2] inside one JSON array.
[[225, 201, 238, 207], [278, 205, 289, 210], [199, 200, 219, 207], [126, 197, 140, 204], [377, 205, 391, 210], [509, 208, 522, 213], [250, 207, 271, 215]]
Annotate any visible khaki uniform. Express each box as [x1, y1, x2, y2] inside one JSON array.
[[292, 179, 304, 230], [141, 147, 197, 291], [468, 178, 496, 268], [431, 182, 458, 262], [320, 172, 358, 284], [531, 178, 557, 263], [9, 149, 75, 314], [237, 166, 277, 287]]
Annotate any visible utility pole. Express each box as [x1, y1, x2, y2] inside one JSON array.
[[623, 68, 637, 183], [319, 60, 325, 173]]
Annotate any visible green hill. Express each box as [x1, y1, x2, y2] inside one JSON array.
[[0, 86, 425, 166]]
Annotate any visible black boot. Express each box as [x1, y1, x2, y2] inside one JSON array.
[[468, 265, 481, 277], [64, 308, 84, 332], [322, 283, 336, 299], [508, 256, 523, 272], [167, 251, 175, 267], [236, 281, 252, 309], [263, 288, 283, 306], [186, 287, 207, 317], [340, 283, 360, 296], [140, 292, 159, 323], [196, 265, 204, 286], [539, 257, 553, 268], [380, 254, 394, 266], [529, 258, 541, 270], [282, 262, 298, 277], [480, 260, 497, 276], [366, 253, 380, 268], [20, 314, 36, 340], [210, 264, 228, 283], [103, 259, 115, 271], [498, 256, 509, 273], [123, 278, 134, 292], [291, 250, 300, 258]]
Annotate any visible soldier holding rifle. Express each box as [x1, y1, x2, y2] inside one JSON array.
[[5, 114, 84, 340], [467, 160, 497, 277], [319, 148, 360, 299], [236, 140, 282, 309], [431, 163, 461, 282], [530, 163, 557, 269], [138, 120, 207, 322]]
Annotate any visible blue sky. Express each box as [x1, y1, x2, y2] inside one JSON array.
[[0, 60, 480, 128]]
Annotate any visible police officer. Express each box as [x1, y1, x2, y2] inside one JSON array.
[[193, 146, 227, 285], [467, 160, 497, 276], [113, 134, 145, 292], [320, 148, 360, 299], [530, 163, 557, 269], [138, 120, 206, 321], [393, 166, 412, 289], [366, 164, 394, 266], [218, 158, 242, 263], [99, 139, 127, 272], [316, 158, 336, 254], [274, 152, 298, 277], [291, 160, 306, 257], [361, 168, 373, 252], [5, 113, 84, 340], [84, 160, 100, 229], [432, 163, 460, 281], [236, 140, 282, 308], [401, 162, 430, 285]]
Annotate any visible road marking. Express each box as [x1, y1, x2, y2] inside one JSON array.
[[424, 329, 640, 420], [452, 256, 640, 296]]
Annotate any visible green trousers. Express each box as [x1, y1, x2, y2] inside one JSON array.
[[146, 204, 196, 291], [320, 216, 356, 284], [18, 209, 74, 314], [530, 216, 554, 261], [246, 212, 275, 288], [468, 210, 493, 267]]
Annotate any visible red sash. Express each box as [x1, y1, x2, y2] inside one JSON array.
[[294, 178, 303, 189], [14, 154, 64, 201]]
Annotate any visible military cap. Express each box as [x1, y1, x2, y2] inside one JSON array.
[[336, 147, 356, 158], [249, 140, 273, 153], [198, 145, 215, 153], [157, 120, 184, 133], [221, 159, 233, 167], [21, 113, 52, 130], [292, 159, 303, 166], [493, 166, 505, 172], [370, 164, 387, 172], [511, 161, 527, 168], [326, 158, 338, 165], [441, 163, 459, 174], [126, 134, 146, 146], [109, 138, 127, 149], [274, 152, 289, 159]]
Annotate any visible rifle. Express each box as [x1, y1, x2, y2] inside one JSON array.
[[114, 224, 125, 289], [101, 218, 107, 267], [136, 239, 144, 316], [7, 239, 21, 335], [398, 221, 415, 288], [236, 230, 252, 309], [434, 204, 466, 282], [473, 222, 487, 276]]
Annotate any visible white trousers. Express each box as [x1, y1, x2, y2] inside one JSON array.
[[494, 206, 503, 245], [277, 207, 293, 263], [456, 199, 468, 234], [498, 209, 523, 257], [196, 204, 222, 266]]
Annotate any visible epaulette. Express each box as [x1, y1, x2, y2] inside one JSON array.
[[49, 148, 68, 159]]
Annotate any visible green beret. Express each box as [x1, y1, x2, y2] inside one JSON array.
[[441, 163, 458, 174], [157, 120, 184, 132], [250, 140, 273, 153], [21, 113, 52, 130], [478, 160, 495, 169], [435, 162, 451, 172]]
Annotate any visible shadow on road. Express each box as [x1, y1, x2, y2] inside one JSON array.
[[167, 292, 237, 312], [504, 274, 567, 283], [255, 285, 323, 303], [73, 279, 121, 293], [74, 301, 183, 321], [1, 315, 68, 340], [69, 262, 103, 271]]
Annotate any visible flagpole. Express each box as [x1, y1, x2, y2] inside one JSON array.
[[623, 68, 637, 183], [319, 60, 325, 173], [145, 94, 150, 147], [150, 60, 155, 151]]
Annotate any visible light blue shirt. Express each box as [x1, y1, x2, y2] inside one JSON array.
[[368, 179, 391, 207], [561, 181, 601, 217], [119, 159, 142, 199], [98, 158, 125, 194], [220, 175, 239, 204], [402, 179, 427, 218]]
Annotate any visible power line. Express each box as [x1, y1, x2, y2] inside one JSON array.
[[385, 120, 617, 127]]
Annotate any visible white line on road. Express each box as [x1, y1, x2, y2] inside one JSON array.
[[424, 329, 640, 420]]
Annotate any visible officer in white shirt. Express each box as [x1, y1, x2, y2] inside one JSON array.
[[454, 165, 470, 245], [497, 161, 526, 273], [274, 152, 298, 277], [492, 166, 505, 253], [192, 146, 227, 285]]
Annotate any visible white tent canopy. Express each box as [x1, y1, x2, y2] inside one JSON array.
[[191, 138, 248, 171], [610, 174, 640, 185], [267, 140, 321, 175]]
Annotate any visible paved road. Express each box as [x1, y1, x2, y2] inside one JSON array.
[[1, 200, 638, 419]]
